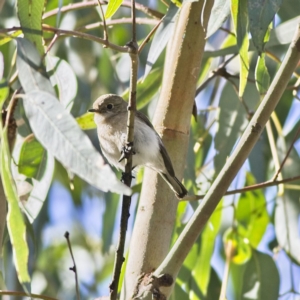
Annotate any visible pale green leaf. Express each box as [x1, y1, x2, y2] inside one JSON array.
[[17, 0, 45, 55], [231, 0, 249, 96], [255, 53, 270, 95], [248, 0, 282, 53], [0, 127, 30, 284]]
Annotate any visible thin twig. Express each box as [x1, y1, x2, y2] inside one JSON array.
[[0, 290, 58, 300], [42, 25, 129, 53], [42, 1, 164, 20], [109, 0, 139, 298], [181, 175, 300, 201], [273, 125, 300, 181], [97, 0, 108, 43], [64, 232, 80, 300], [79, 18, 159, 32], [138, 17, 163, 54]]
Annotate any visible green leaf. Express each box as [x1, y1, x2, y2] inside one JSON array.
[[22, 90, 131, 196], [17, 0, 45, 55], [144, 4, 179, 79], [76, 112, 96, 130], [122, 68, 163, 109], [248, 0, 282, 53], [255, 53, 270, 95], [236, 173, 269, 248], [242, 250, 279, 300], [224, 227, 252, 264], [0, 79, 9, 102], [231, 0, 249, 96], [105, 0, 122, 19], [207, 0, 231, 38], [193, 201, 223, 296], [22, 152, 55, 223], [18, 135, 45, 178], [0, 127, 30, 284], [214, 82, 248, 174]]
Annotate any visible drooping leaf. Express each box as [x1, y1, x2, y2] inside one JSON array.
[[223, 227, 252, 264], [193, 201, 223, 296], [17, 0, 45, 55], [22, 90, 131, 195], [46, 56, 78, 111], [236, 173, 269, 248], [248, 0, 282, 53], [231, 0, 249, 96], [144, 4, 179, 79], [122, 68, 163, 109], [242, 250, 280, 300], [16, 38, 54, 95], [105, 0, 122, 19], [18, 135, 45, 178], [207, 0, 231, 38], [255, 53, 270, 95], [22, 151, 55, 223], [0, 127, 30, 284]]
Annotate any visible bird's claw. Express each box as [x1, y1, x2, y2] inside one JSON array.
[[118, 142, 136, 163]]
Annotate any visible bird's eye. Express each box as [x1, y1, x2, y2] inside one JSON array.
[[106, 104, 114, 110]]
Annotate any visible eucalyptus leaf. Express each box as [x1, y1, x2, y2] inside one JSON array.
[[144, 4, 179, 79], [231, 0, 249, 96], [0, 127, 30, 284], [248, 0, 282, 53], [46, 56, 77, 111], [17, 0, 44, 55], [207, 0, 230, 38], [242, 250, 279, 300]]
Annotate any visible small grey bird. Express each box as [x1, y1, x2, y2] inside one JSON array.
[[89, 94, 188, 199]]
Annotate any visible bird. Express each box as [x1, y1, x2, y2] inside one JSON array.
[[88, 94, 188, 199]]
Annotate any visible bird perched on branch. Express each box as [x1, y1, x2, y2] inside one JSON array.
[[89, 94, 188, 199]]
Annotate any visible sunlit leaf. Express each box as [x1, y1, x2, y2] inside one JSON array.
[[224, 227, 252, 264], [105, 0, 122, 19], [18, 135, 45, 178], [231, 0, 249, 96], [0, 127, 30, 284], [255, 53, 270, 95], [17, 0, 45, 55], [76, 112, 96, 130], [236, 173, 269, 248], [194, 201, 222, 296]]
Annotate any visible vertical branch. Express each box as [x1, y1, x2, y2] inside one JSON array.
[[109, 0, 138, 299]]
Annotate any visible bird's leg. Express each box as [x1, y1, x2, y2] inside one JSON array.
[[118, 142, 136, 163], [121, 172, 135, 183]]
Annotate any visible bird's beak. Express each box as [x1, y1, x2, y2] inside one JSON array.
[[88, 108, 97, 113]]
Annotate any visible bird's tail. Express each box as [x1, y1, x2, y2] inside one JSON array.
[[160, 173, 188, 199]]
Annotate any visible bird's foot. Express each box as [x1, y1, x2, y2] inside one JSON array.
[[118, 142, 136, 163]]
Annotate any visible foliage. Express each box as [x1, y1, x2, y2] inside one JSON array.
[[0, 0, 300, 299]]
